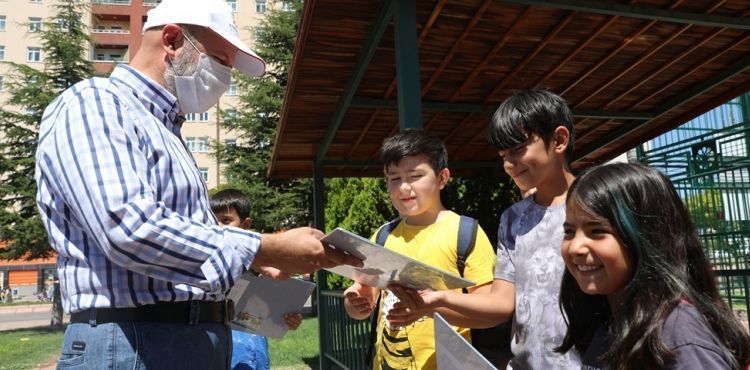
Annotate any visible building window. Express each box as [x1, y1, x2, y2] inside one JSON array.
[[281, 1, 292, 11], [28, 17, 42, 32], [256, 0, 266, 13], [226, 80, 237, 96], [199, 112, 209, 122], [185, 137, 196, 152], [0, 16, 6, 32], [225, 138, 237, 146], [224, 109, 237, 123], [30, 0, 43, 3], [199, 168, 209, 182], [0, 46, 5, 61], [56, 17, 69, 31], [197, 137, 209, 152], [27, 47, 41, 62], [184, 113, 195, 122], [0, 76, 4, 91], [226, 0, 237, 12]]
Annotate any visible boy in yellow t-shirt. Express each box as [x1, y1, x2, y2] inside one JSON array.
[[343, 129, 496, 370]]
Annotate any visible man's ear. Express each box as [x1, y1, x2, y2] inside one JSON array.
[[161, 24, 182, 58], [438, 168, 450, 189], [241, 217, 252, 230], [552, 126, 570, 154]]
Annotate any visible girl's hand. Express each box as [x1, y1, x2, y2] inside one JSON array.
[[282, 313, 303, 330]]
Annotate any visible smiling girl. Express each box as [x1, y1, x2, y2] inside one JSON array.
[[556, 163, 749, 370]]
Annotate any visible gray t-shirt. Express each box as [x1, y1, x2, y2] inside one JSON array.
[[581, 303, 734, 369], [494, 196, 580, 369]]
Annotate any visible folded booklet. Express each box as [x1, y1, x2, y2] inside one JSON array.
[[321, 227, 475, 291], [434, 313, 497, 370], [227, 274, 316, 338]]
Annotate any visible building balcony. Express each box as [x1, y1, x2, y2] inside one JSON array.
[[91, 30, 131, 45], [92, 0, 135, 16]]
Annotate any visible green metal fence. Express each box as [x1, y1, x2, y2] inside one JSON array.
[[318, 289, 373, 370], [638, 93, 750, 330]]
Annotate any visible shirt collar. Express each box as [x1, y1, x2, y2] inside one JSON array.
[[111, 64, 182, 130]]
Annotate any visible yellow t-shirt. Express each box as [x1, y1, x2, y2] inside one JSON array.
[[372, 211, 496, 370]]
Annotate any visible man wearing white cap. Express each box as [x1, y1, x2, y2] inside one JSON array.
[[35, 0, 361, 368]]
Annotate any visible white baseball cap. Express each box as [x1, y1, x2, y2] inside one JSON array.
[[143, 0, 266, 76]]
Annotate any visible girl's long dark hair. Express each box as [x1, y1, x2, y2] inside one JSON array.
[[556, 163, 750, 369]]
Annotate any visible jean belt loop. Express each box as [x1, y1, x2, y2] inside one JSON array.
[[88, 309, 98, 327], [188, 301, 200, 325]]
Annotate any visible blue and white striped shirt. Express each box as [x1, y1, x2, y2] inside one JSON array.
[[35, 65, 260, 313]]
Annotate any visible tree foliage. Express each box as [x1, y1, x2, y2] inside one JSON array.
[[0, 0, 93, 260], [215, 0, 311, 232]]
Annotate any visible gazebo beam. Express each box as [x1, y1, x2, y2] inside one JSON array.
[[394, 0, 423, 130], [314, 0, 394, 167], [498, 0, 750, 30], [575, 53, 750, 161], [350, 97, 655, 120]]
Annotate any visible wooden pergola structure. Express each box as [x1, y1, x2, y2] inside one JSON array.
[[268, 1, 750, 368]]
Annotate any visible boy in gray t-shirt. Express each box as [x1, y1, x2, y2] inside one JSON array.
[[495, 197, 578, 369], [386, 89, 580, 369]]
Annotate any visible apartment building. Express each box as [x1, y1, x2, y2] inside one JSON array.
[[0, 0, 273, 189]]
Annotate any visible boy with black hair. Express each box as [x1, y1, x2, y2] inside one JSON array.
[[210, 189, 303, 370], [343, 129, 496, 370], [388, 89, 580, 369]]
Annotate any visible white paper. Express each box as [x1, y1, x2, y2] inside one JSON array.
[[227, 274, 315, 338], [321, 228, 475, 291], [434, 313, 497, 370]]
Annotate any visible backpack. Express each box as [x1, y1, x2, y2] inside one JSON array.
[[369, 216, 511, 359]]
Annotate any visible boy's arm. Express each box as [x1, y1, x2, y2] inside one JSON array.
[[386, 279, 515, 328], [343, 282, 381, 320]]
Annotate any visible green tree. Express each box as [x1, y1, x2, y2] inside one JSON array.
[[0, 0, 93, 328], [0, 0, 93, 261], [216, 0, 311, 232]]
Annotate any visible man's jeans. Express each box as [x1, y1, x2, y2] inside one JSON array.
[[57, 322, 231, 369]]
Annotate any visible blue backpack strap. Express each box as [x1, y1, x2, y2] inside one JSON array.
[[456, 215, 478, 278], [375, 218, 401, 246]]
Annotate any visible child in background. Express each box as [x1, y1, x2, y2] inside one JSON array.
[[343, 129, 497, 370], [210, 189, 304, 370], [557, 163, 750, 370], [386, 89, 580, 369]]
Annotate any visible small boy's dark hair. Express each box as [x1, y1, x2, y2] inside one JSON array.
[[210, 189, 251, 220], [487, 88, 575, 160], [379, 129, 448, 173]]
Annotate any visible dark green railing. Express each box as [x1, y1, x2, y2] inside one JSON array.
[[639, 92, 750, 330], [319, 290, 373, 370]]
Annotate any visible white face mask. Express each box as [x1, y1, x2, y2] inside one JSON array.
[[172, 37, 232, 113]]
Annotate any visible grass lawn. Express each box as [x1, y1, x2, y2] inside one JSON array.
[[269, 317, 319, 369], [0, 327, 64, 370], [0, 318, 319, 370]]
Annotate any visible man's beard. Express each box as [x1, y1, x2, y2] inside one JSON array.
[[163, 46, 199, 97]]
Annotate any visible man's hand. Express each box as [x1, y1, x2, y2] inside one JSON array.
[[385, 284, 445, 327], [252, 227, 363, 274], [343, 283, 376, 320]]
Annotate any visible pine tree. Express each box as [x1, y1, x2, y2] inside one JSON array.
[[216, 0, 311, 232], [0, 0, 93, 261]]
